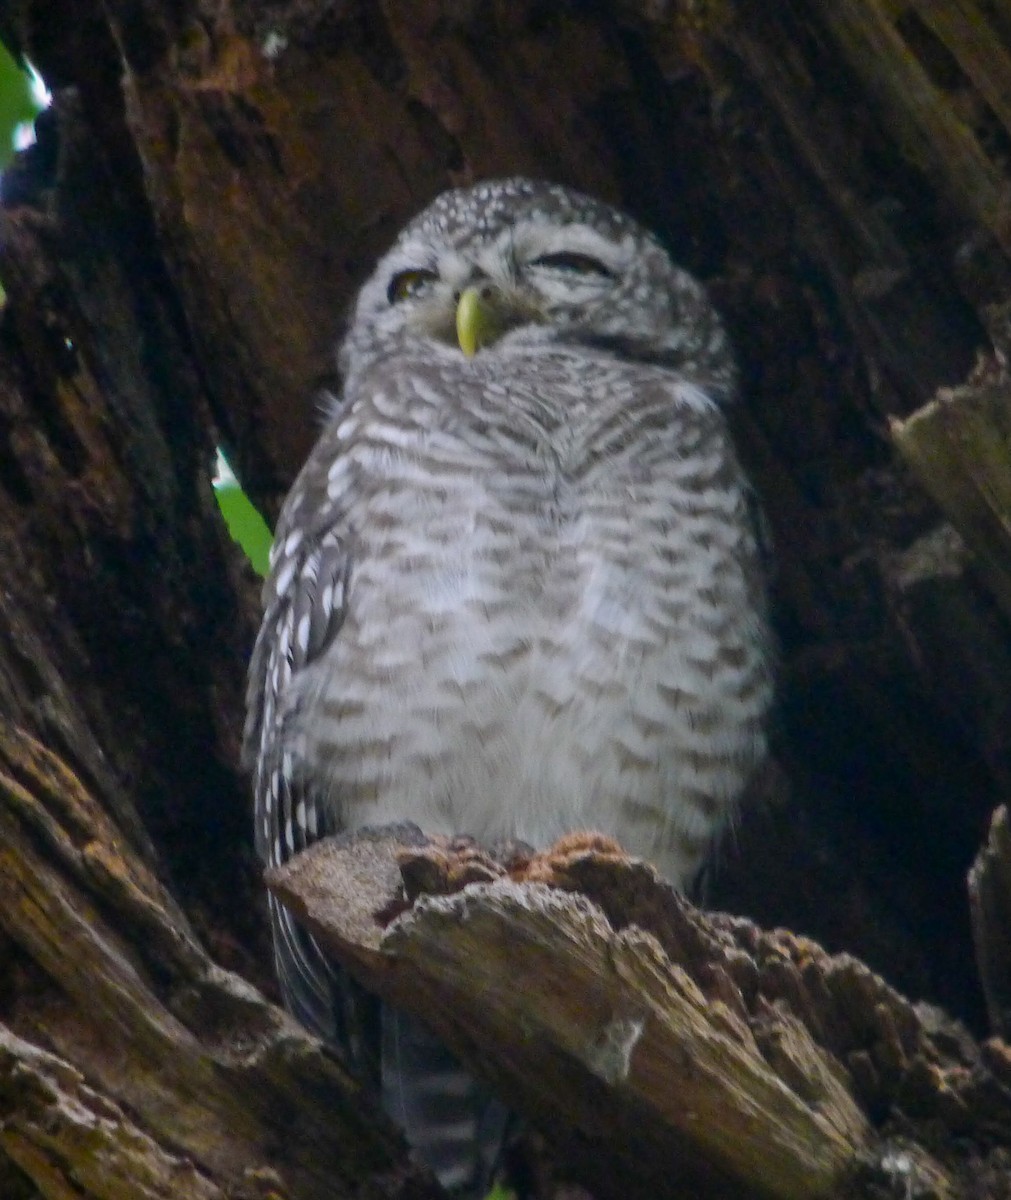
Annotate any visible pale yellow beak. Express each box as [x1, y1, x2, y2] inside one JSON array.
[[456, 286, 499, 358]]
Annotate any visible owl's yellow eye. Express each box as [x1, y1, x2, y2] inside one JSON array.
[[387, 268, 439, 304]]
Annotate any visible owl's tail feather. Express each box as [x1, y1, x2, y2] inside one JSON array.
[[270, 893, 339, 1039], [382, 1004, 511, 1198], [269, 892, 382, 1077]]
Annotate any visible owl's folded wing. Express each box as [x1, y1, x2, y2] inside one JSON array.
[[239, 463, 369, 1053]]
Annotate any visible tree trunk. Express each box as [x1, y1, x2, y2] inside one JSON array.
[[0, 2, 1009, 1197]]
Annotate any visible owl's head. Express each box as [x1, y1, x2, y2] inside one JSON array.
[[340, 178, 735, 401]]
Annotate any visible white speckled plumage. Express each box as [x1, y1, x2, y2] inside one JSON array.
[[243, 177, 773, 1196]]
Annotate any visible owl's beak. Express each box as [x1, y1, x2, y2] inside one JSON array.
[[455, 284, 544, 356], [456, 287, 499, 357]]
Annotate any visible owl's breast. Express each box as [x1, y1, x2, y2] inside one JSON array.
[[291, 354, 771, 887]]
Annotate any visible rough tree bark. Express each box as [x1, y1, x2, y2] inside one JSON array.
[[0, 2, 1009, 1198]]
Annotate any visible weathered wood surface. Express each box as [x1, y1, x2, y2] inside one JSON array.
[[892, 383, 1011, 619], [970, 805, 1011, 1041], [0, 724, 434, 1199], [270, 829, 872, 1200], [0, 0, 1009, 1196], [270, 826, 1011, 1200]]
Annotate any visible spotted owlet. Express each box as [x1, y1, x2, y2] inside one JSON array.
[[243, 178, 774, 1195]]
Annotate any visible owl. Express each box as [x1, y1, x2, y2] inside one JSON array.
[[243, 178, 773, 1195]]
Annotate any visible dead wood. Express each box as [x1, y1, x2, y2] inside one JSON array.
[[0, 724, 434, 1199], [970, 806, 1011, 1041], [892, 383, 1011, 620], [269, 826, 1011, 1200]]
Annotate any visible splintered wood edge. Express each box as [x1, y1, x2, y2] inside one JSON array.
[[264, 822, 425, 974], [268, 832, 869, 1200], [969, 804, 1011, 1037], [891, 384, 1011, 618], [391, 884, 867, 1200]]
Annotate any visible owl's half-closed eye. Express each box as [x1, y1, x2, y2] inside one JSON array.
[[526, 250, 615, 277]]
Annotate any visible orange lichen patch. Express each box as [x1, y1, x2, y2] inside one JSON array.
[[395, 835, 506, 906], [516, 832, 631, 886]]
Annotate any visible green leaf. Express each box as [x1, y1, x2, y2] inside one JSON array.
[[483, 1185, 518, 1200], [213, 451, 272, 577], [0, 43, 44, 166]]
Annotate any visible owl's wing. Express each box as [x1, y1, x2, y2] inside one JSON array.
[[241, 457, 379, 1065], [242, 490, 351, 865]]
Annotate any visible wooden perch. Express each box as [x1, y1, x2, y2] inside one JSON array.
[[269, 827, 1011, 1200], [275, 834, 865, 1200]]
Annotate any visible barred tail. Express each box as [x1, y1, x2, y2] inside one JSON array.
[[382, 1005, 510, 1197]]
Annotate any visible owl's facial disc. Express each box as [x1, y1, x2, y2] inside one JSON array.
[[339, 179, 735, 400], [380, 222, 629, 355]]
